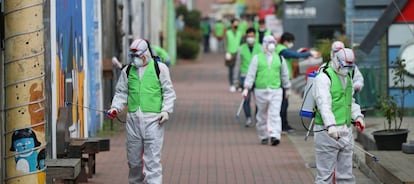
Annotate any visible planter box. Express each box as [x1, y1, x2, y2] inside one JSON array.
[[372, 129, 409, 150]]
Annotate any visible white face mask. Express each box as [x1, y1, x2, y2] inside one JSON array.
[[337, 67, 350, 76], [246, 37, 255, 44], [287, 42, 294, 48], [334, 56, 354, 76], [267, 43, 276, 52], [132, 57, 144, 67]]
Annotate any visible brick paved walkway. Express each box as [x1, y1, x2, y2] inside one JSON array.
[[87, 52, 315, 184]]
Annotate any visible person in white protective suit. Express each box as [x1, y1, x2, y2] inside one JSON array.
[[319, 41, 364, 93], [106, 38, 176, 184], [242, 35, 291, 145], [312, 47, 365, 184]]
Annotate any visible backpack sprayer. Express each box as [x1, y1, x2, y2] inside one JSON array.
[[299, 72, 379, 162], [299, 71, 322, 141]]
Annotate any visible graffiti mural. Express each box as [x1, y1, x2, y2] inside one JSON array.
[[5, 125, 46, 183], [56, 0, 85, 137], [9, 128, 41, 173], [29, 83, 45, 132]]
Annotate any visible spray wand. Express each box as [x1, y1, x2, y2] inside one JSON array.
[[339, 137, 379, 163], [65, 102, 126, 123], [236, 98, 245, 120]]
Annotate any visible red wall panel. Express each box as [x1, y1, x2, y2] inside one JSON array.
[[395, 0, 414, 22]]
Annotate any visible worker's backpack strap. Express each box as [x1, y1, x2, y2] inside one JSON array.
[[124, 60, 160, 80]]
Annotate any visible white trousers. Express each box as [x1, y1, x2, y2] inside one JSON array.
[[314, 125, 355, 184], [254, 88, 283, 140], [126, 110, 164, 184]]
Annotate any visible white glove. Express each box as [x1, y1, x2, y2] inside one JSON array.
[[242, 88, 249, 99], [106, 108, 118, 119], [159, 111, 169, 124], [225, 52, 232, 60], [112, 57, 122, 69], [327, 125, 339, 140], [355, 117, 365, 132]]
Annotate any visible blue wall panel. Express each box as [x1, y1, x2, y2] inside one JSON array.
[[85, 0, 102, 136], [388, 46, 400, 66], [389, 89, 414, 108]]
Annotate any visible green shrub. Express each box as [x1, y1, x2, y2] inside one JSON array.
[[314, 39, 331, 62], [175, 6, 201, 60], [177, 39, 199, 59], [177, 27, 202, 42], [175, 6, 201, 30], [185, 10, 201, 30], [176, 5, 188, 18], [315, 36, 349, 62]]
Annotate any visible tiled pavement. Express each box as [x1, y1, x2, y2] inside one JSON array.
[[85, 52, 376, 184]]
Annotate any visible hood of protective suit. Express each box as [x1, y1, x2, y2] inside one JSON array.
[[331, 48, 355, 76], [129, 38, 152, 66], [331, 41, 344, 52], [262, 35, 276, 54], [330, 41, 344, 58]]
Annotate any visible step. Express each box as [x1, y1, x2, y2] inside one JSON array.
[[366, 151, 414, 184]]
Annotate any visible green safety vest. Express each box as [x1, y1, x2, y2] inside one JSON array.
[[314, 67, 353, 126], [240, 43, 262, 75], [225, 21, 231, 29], [152, 45, 169, 62], [238, 20, 248, 35], [226, 30, 242, 53], [254, 52, 282, 89], [127, 60, 162, 113], [275, 44, 293, 79], [215, 22, 225, 37], [253, 19, 259, 31], [200, 21, 209, 35]]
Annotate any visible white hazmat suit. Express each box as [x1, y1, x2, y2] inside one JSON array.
[[243, 35, 291, 145], [312, 48, 364, 184], [108, 39, 176, 184]]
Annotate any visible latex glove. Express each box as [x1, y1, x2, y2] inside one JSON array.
[[354, 117, 365, 132], [284, 88, 291, 99], [225, 52, 232, 60], [112, 57, 122, 69], [242, 88, 249, 99], [106, 108, 118, 119], [327, 125, 339, 140], [159, 111, 169, 124]]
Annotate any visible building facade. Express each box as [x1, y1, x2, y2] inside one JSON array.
[[282, 0, 344, 49]]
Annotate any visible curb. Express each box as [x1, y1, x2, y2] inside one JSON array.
[[352, 139, 382, 183]]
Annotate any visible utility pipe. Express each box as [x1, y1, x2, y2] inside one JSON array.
[[3, 0, 46, 183]]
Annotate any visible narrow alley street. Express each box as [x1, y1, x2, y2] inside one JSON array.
[[88, 52, 314, 184]]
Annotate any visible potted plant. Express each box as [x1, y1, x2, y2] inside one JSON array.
[[373, 58, 413, 150]]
